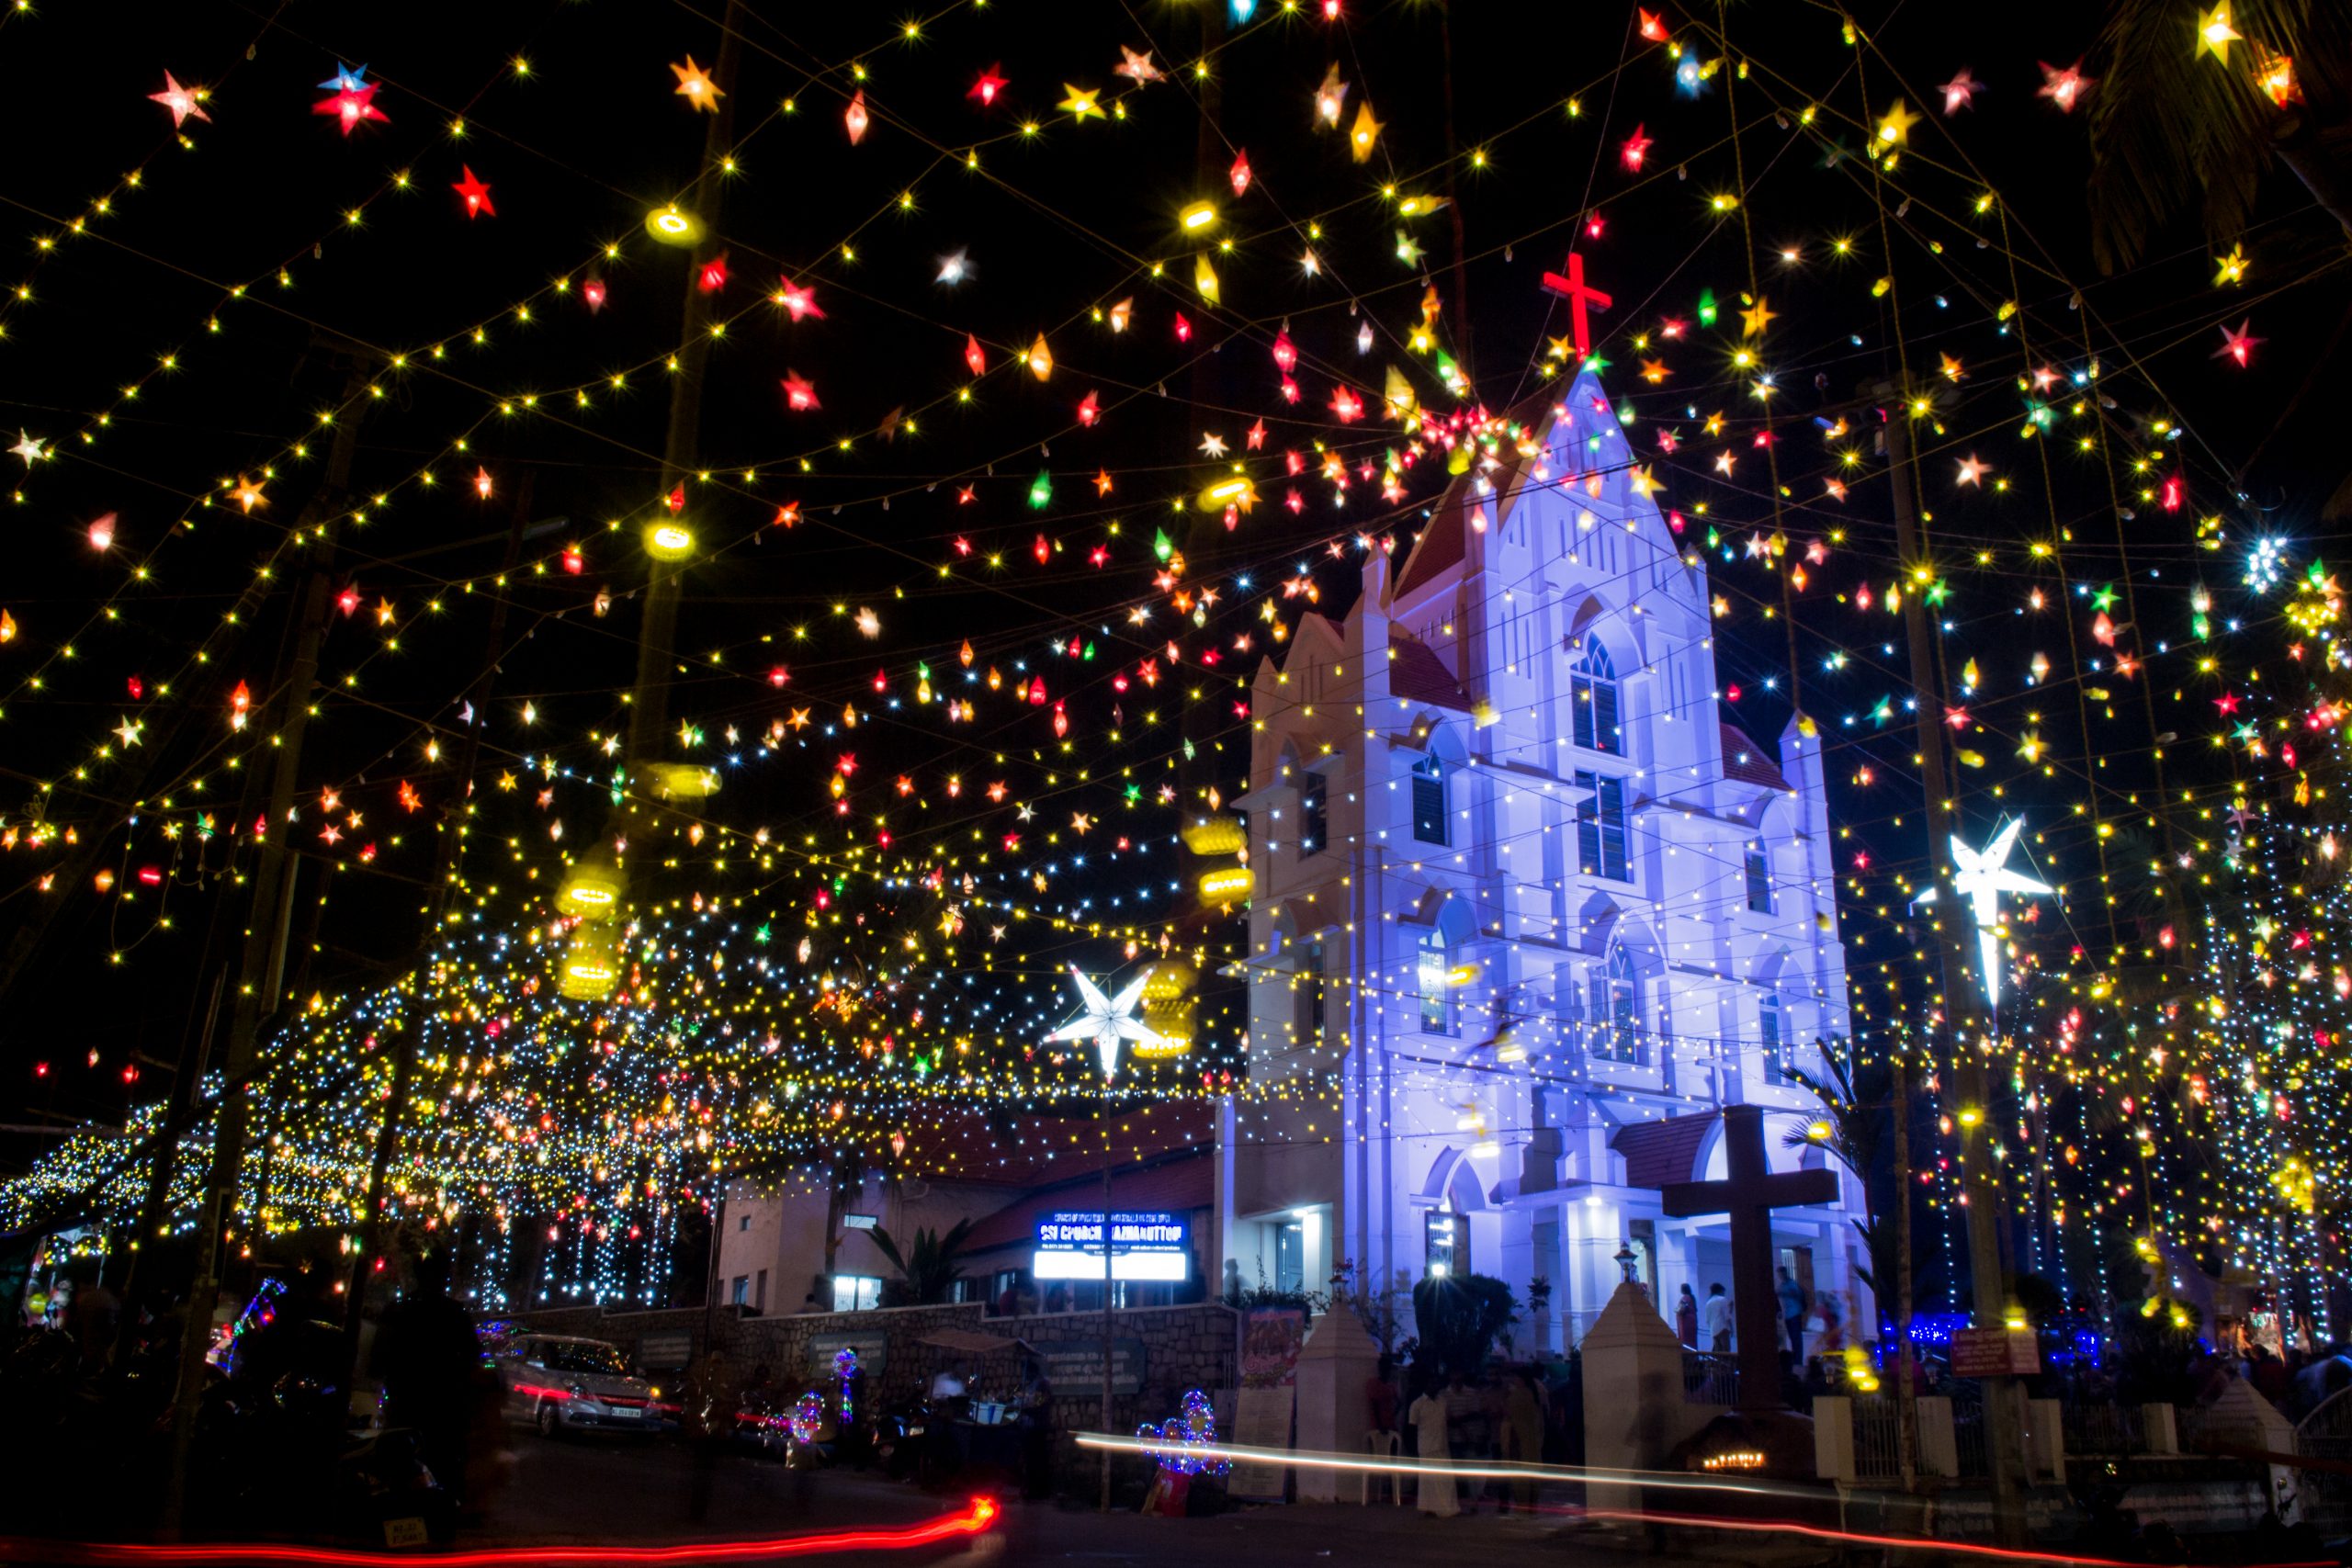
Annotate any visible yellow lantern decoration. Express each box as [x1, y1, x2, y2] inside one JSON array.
[[647, 762, 721, 800], [644, 204, 704, 246], [1136, 962, 1197, 1059], [558, 860, 625, 918], [1198, 865, 1254, 901], [559, 925, 620, 1000], [1195, 476, 1256, 513], [1179, 200, 1219, 233], [645, 522, 695, 559], [1180, 815, 1247, 856], [1193, 253, 1220, 305]]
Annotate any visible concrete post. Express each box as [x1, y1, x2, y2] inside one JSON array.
[[1581, 1279, 1696, 1515], [2142, 1402, 2179, 1456], [1813, 1394, 1856, 1483], [1294, 1308, 1380, 1503], [1915, 1394, 1960, 1479], [2023, 1397, 2067, 1484]]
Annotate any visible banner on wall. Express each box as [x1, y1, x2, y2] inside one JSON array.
[[1227, 1306, 1306, 1501]]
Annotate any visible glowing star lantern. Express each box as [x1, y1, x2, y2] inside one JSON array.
[[1876, 98, 1920, 148], [2196, 4, 2240, 62], [87, 513, 117, 551], [969, 64, 1008, 106], [582, 279, 607, 312], [1329, 386, 1363, 423], [1027, 334, 1055, 380], [149, 72, 210, 129], [781, 370, 820, 411], [1349, 100, 1383, 162], [645, 522, 695, 559], [2037, 60, 2093, 112], [1229, 150, 1252, 197], [1272, 329, 1297, 374], [645, 204, 703, 246], [1194, 254, 1220, 304], [844, 91, 869, 144], [1029, 470, 1054, 509], [1107, 298, 1133, 333], [452, 166, 495, 219], [1621, 124, 1653, 171], [313, 81, 389, 136], [775, 278, 823, 321], [1638, 8, 1668, 41], [671, 54, 724, 110], [1042, 965, 1164, 1078], [1116, 46, 1162, 85], [1939, 68, 1982, 115], [1058, 84, 1104, 120], [698, 254, 729, 294], [1912, 818, 2052, 1007], [1313, 64, 1349, 126], [2214, 318, 2262, 367]]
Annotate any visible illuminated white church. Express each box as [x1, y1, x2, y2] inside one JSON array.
[[1221, 367, 1870, 1350]]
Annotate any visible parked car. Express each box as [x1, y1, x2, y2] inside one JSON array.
[[497, 1334, 672, 1438]]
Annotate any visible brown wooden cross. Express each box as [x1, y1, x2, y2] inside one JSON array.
[[1539, 251, 1612, 358], [1660, 1102, 1840, 1410]]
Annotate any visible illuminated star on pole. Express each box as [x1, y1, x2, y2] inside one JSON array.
[[1044, 965, 1163, 1078], [1913, 818, 2052, 1006]]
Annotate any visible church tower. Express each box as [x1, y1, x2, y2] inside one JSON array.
[[1220, 367, 1868, 1351]]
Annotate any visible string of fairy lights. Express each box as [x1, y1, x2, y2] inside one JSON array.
[[5, 1, 2347, 1326]]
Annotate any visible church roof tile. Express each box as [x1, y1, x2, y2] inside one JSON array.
[[1611, 1110, 1719, 1190], [1387, 637, 1472, 711], [1718, 722, 1792, 791]]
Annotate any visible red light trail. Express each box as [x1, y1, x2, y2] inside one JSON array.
[[0, 1497, 998, 1568]]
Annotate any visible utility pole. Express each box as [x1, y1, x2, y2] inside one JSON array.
[[1873, 378, 2029, 1543], [164, 357, 373, 1530], [1099, 1145, 1114, 1513], [1891, 1052, 1917, 1490], [622, 1, 744, 820], [337, 469, 537, 1393]]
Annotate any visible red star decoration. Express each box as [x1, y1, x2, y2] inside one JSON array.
[[314, 84, 390, 136], [452, 165, 495, 219]]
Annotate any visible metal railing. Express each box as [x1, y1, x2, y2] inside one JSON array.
[[1681, 1351, 1737, 1405], [1853, 1397, 1903, 1480], [2062, 1400, 2145, 1456]]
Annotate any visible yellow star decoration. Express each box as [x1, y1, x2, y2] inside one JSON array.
[[1630, 465, 1665, 501], [671, 55, 724, 109], [1349, 100, 1384, 163], [1939, 352, 1966, 382], [1875, 97, 1921, 147], [1739, 296, 1775, 337], [1058, 84, 1104, 120], [2214, 244, 2248, 286], [1545, 333, 1576, 362], [230, 475, 266, 513], [2196, 3, 2240, 62]]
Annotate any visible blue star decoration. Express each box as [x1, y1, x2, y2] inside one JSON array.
[[319, 62, 371, 94]]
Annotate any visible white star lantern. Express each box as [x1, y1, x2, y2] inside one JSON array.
[[1914, 818, 2051, 1006], [1045, 964, 1163, 1078]]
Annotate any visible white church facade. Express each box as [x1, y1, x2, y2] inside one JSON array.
[[1219, 367, 1871, 1352]]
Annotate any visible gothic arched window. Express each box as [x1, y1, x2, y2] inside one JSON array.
[[1569, 637, 1621, 753], [1589, 946, 1642, 1063], [1411, 752, 1449, 845], [1419, 928, 1456, 1034]]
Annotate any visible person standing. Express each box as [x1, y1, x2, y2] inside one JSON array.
[[1407, 1375, 1458, 1518], [371, 1250, 481, 1509], [1500, 1371, 1545, 1513], [1702, 1283, 1734, 1355], [1675, 1283, 1700, 1348], [1776, 1268, 1808, 1367]]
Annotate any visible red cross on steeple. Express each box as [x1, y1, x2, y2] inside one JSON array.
[[1540, 252, 1612, 358]]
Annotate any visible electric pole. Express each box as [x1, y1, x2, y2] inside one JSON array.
[[1873, 377, 2030, 1543], [164, 355, 373, 1529]]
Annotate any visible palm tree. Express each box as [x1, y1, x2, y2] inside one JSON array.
[[869, 1218, 976, 1305], [2085, 0, 2352, 276], [1782, 1052, 1898, 1309]]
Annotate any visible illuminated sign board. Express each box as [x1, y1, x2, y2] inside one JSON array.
[[1033, 1210, 1192, 1282]]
